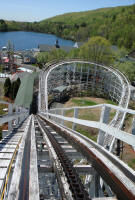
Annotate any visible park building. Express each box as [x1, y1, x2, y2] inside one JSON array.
[[38, 40, 84, 53]]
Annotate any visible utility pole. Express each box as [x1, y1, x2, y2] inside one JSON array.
[[7, 40, 14, 72]]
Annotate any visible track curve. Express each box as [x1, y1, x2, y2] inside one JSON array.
[[39, 59, 130, 151]]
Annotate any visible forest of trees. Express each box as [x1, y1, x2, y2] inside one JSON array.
[[1, 4, 135, 50], [4, 78, 21, 100], [37, 36, 114, 65], [36, 36, 135, 82]]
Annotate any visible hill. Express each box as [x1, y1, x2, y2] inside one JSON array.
[[0, 4, 135, 49], [37, 4, 135, 49]]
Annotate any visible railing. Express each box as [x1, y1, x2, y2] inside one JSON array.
[[39, 102, 135, 149], [0, 103, 29, 139], [40, 59, 130, 151], [38, 113, 135, 200], [42, 59, 126, 109]]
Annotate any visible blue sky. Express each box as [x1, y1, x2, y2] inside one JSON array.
[[0, 0, 134, 22]]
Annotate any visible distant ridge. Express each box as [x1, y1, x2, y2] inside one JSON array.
[[0, 4, 135, 49]]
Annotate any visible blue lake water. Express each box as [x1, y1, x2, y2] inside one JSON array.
[[0, 31, 75, 50]]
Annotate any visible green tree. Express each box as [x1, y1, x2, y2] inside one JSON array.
[[114, 47, 128, 60], [16, 78, 21, 86], [0, 19, 7, 31], [10, 82, 15, 100], [37, 52, 50, 65], [10, 78, 21, 100], [114, 61, 135, 82], [132, 41, 135, 50], [37, 49, 67, 66], [79, 36, 114, 64], [0, 126, 2, 140], [4, 78, 11, 97], [48, 48, 67, 61], [68, 48, 80, 58]]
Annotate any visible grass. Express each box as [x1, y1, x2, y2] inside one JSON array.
[[71, 99, 97, 106], [65, 109, 74, 116], [110, 111, 116, 120], [0, 66, 3, 73], [77, 128, 97, 142], [0, 126, 2, 140], [78, 112, 99, 121], [0, 82, 4, 100], [64, 97, 117, 143], [128, 159, 135, 170], [0, 104, 7, 115], [106, 99, 117, 105], [31, 64, 37, 67]]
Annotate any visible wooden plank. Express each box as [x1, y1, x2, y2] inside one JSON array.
[[0, 153, 13, 159], [8, 116, 32, 200], [0, 180, 4, 192], [0, 168, 7, 180], [0, 145, 16, 149], [0, 148, 14, 153], [29, 116, 39, 200], [0, 142, 16, 146], [0, 160, 10, 168]]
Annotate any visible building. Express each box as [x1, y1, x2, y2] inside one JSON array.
[[74, 42, 84, 48], [22, 50, 37, 64], [38, 39, 75, 53]]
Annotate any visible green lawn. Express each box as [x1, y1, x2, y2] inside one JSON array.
[[31, 64, 37, 67], [0, 104, 7, 115], [71, 99, 97, 106], [128, 159, 135, 170], [106, 99, 117, 105], [77, 128, 97, 142], [64, 97, 117, 142], [0, 66, 3, 73], [0, 127, 2, 140]]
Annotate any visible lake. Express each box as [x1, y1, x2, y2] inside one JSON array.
[[0, 31, 75, 50]]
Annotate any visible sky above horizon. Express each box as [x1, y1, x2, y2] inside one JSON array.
[[0, 0, 134, 22]]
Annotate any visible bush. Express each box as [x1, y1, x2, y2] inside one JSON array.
[[4, 78, 21, 100], [4, 78, 11, 97]]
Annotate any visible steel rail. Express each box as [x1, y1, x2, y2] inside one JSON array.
[[43, 60, 125, 110], [0, 138, 22, 200], [38, 114, 135, 200], [39, 112, 135, 147], [37, 116, 91, 200], [0, 111, 28, 125], [48, 103, 135, 115], [41, 59, 130, 151]]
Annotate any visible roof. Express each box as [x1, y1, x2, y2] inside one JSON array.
[[118, 57, 135, 63], [38, 44, 74, 52], [38, 44, 54, 52], [4, 58, 9, 63], [20, 65, 36, 70], [11, 72, 29, 81], [18, 67, 33, 73], [111, 45, 119, 51], [52, 85, 67, 93], [60, 46, 74, 52], [15, 73, 38, 108], [74, 42, 84, 48]]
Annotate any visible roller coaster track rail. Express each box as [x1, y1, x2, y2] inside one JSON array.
[[40, 59, 131, 151], [38, 113, 135, 200]]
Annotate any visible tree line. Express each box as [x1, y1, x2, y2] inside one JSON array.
[[1, 4, 135, 50], [37, 36, 115, 66], [4, 78, 21, 100], [36, 35, 135, 83]]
